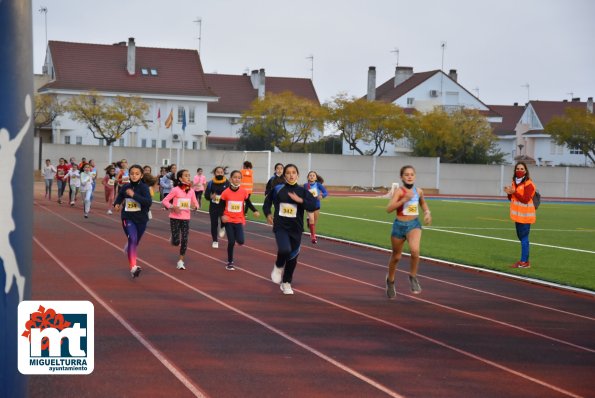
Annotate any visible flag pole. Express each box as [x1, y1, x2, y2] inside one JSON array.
[[155, 108, 160, 167]]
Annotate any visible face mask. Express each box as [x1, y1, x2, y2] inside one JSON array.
[[215, 175, 224, 181], [230, 182, 240, 189], [402, 181, 414, 189], [515, 170, 526, 178], [286, 179, 297, 186]]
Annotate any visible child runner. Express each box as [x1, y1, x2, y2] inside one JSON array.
[[161, 169, 199, 270], [102, 165, 117, 214], [205, 166, 230, 248], [263, 164, 317, 295], [56, 157, 69, 204], [192, 168, 207, 208], [240, 161, 254, 214], [160, 164, 176, 203], [304, 171, 328, 244], [219, 170, 260, 270], [143, 172, 158, 220], [113, 164, 152, 278], [88, 159, 98, 200], [264, 162, 284, 196], [80, 163, 94, 218], [42, 159, 57, 200], [64, 163, 81, 206], [385, 165, 432, 298]]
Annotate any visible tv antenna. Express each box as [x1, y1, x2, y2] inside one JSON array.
[[390, 48, 400, 66], [306, 55, 314, 81], [521, 83, 530, 102], [193, 17, 202, 53], [473, 87, 480, 98], [39, 6, 48, 49]]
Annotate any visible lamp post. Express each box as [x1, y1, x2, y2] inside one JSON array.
[[204, 129, 211, 150], [518, 144, 524, 158]]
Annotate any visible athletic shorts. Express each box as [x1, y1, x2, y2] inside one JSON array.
[[391, 218, 421, 239]]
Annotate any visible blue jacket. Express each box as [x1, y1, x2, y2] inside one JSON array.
[[114, 180, 152, 224], [303, 181, 328, 208]]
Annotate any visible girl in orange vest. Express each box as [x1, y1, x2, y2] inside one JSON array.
[[503, 161, 536, 269], [240, 161, 254, 214]]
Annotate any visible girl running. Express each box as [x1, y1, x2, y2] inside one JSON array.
[[504, 161, 537, 269], [205, 166, 230, 248], [64, 163, 81, 206], [113, 164, 153, 278], [102, 165, 117, 214], [80, 163, 94, 218], [219, 170, 260, 270], [263, 164, 317, 295], [56, 158, 69, 204], [42, 159, 57, 200], [304, 171, 328, 244], [385, 165, 431, 298], [192, 168, 207, 207], [161, 169, 199, 270], [264, 162, 284, 196], [160, 164, 176, 203]]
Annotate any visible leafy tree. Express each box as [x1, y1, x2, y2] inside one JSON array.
[[325, 94, 410, 156], [546, 107, 595, 163], [241, 92, 325, 152], [408, 108, 504, 164], [66, 91, 149, 162], [34, 93, 64, 131]]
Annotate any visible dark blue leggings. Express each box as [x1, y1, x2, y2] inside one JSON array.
[[225, 222, 245, 263], [515, 222, 531, 262], [274, 229, 301, 283], [122, 219, 147, 268]]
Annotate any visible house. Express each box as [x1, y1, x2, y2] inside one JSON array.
[[204, 69, 319, 149], [347, 66, 499, 155], [38, 38, 218, 156], [488, 103, 526, 164], [514, 98, 593, 166]]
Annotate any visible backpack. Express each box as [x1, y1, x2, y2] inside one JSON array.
[[533, 190, 541, 210]]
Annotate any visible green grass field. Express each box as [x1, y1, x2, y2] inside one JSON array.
[[239, 194, 595, 292]]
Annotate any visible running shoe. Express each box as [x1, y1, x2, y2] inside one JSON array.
[[271, 264, 283, 284], [386, 277, 396, 298], [176, 260, 186, 270], [84, 213, 89, 219], [311, 238, 317, 244], [107, 209, 112, 215], [280, 282, 294, 295], [130, 265, 142, 278], [218, 226, 226, 239], [70, 201, 75, 206], [408, 275, 422, 294], [511, 261, 531, 269], [212, 241, 219, 249], [226, 262, 235, 271]]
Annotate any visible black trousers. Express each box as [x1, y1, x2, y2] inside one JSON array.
[[209, 207, 224, 241], [224, 223, 245, 262], [274, 228, 301, 283], [170, 218, 190, 256]]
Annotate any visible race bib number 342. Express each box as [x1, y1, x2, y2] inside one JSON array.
[[279, 202, 297, 218]]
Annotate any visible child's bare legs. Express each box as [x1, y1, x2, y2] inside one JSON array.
[[405, 228, 422, 277], [387, 237, 406, 282]]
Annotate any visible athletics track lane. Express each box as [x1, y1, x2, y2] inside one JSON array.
[[30, 194, 595, 398]]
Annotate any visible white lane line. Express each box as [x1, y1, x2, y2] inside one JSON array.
[[33, 237, 209, 398]]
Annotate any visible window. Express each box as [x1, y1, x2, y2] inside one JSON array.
[[550, 141, 556, 155], [141, 68, 149, 75], [161, 139, 167, 148], [570, 147, 583, 155], [189, 107, 195, 123], [141, 139, 147, 148], [192, 141, 198, 150], [98, 139, 105, 146], [406, 98, 414, 107], [76, 136, 83, 145], [64, 136, 70, 145], [150, 68, 158, 76], [151, 139, 157, 148], [177, 106, 184, 123], [119, 138, 125, 147]]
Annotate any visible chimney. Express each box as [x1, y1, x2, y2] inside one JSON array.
[[127, 37, 136, 75], [250, 69, 259, 89], [394, 66, 413, 87], [571, 97, 580, 102], [367, 66, 376, 101], [448, 69, 458, 82], [588, 97, 593, 113], [258, 68, 266, 99], [513, 102, 518, 106]]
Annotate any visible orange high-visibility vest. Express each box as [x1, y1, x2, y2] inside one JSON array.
[[240, 169, 254, 194], [510, 179, 536, 224]]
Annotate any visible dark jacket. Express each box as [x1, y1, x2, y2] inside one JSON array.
[[114, 180, 152, 224], [263, 182, 317, 233]]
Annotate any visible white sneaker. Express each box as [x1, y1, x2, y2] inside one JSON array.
[[130, 265, 142, 278], [280, 282, 294, 295], [176, 260, 186, 270], [271, 264, 283, 284], [218, 226, 226, 238], [212, 241, 219, 249], [107, 209, 113, 215]]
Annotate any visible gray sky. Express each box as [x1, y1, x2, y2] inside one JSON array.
[[32, 0, 595, 106]]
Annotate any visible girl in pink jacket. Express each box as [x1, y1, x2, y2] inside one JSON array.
[[161, 169, 199, 270]]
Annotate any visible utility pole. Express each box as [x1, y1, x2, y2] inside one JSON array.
[[440, 41, 447, 97]]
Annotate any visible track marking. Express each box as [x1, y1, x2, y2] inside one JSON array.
[[33, 237, 209, 398]]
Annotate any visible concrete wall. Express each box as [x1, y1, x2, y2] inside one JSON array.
[[35, 143, 595, 198]]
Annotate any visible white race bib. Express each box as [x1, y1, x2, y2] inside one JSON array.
[[279, 202, 297, 218], [212, 194, 221, 204], [403, 201, 419, 216], [177, 198, 191, 210], [108, 179, 115, 186], [309, 188, 319, 197], [227, 200, 243, 213], [124, 198, 141, 212]]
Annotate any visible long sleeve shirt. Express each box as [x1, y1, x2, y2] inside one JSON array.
[[263, 182, 317, 233], [161, 186, 199, 220], [80, 172, 93, 192], [114, 180, 152, 224], [219, 186, 257, 224], [64, 170, 81, 188], [304, 181, 328, 208], [205, 178, 230, 213]]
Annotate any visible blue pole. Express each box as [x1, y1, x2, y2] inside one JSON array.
[[0, 0, 33, 397]]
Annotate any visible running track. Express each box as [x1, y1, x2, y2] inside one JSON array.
[[30, 190, 595, 398]]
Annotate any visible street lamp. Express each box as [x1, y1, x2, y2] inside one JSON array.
[[518, 144, 524, 158], [204, 130, 211, 149]]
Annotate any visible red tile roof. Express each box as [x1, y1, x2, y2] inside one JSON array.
[[40, 40, 216, 98], [374, 70, 438, 103], [205, 73, 319, 114], [489, 104, 525, 135], [529, 100, 588, 126]]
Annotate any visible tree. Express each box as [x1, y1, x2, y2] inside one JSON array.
[[325, 94, 410, 156], [241, 92, 325, 152], [546, 107, 595, 164], [34, 93, 64, 131], [66, 91, 149, 162], [408, 108, 504, 164]]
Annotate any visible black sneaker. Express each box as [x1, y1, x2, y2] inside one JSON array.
[[226, 262, 235, 271], [408, 275, 422, 294], [386, 277, 396, 298]]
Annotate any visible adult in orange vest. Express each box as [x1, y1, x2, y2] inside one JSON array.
[[503, 161, 536, 269], [240, 161, 254, 214]]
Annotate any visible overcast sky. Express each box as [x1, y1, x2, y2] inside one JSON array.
[[31, 0, 595, 106]]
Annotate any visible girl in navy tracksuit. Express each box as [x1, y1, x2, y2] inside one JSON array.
[[204, 166, 230, 248], [263, 164, 317, 295], [304, 171, 328, 244], [113, 164, 152, 278]]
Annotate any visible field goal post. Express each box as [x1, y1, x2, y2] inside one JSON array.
[[243, 150, 271, 187]]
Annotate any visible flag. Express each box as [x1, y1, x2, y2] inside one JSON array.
[[164, 109, 173, 129], [157, 108, 161, 127], [182, 108, 187, 132]]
